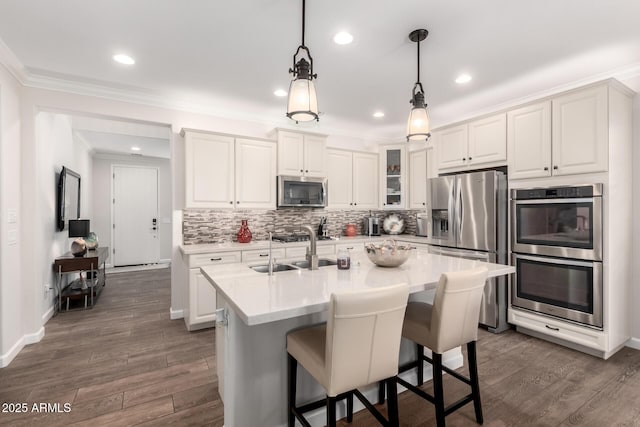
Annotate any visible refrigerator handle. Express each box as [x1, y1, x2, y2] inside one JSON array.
[[457, 180, 463, 239], [448, 182, 455, 236]]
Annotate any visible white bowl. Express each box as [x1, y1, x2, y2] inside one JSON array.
[[364, 239, 413, 267]]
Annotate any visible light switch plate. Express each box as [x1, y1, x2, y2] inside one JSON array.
[[7, 209, 17, 224], [8, 229, 17, 245]]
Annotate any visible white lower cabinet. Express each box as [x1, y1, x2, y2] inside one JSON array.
[[184, 251, 241, 331], [242, 248, 286, 263]]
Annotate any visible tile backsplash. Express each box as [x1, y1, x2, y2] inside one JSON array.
[[182, 208, 424, 244]]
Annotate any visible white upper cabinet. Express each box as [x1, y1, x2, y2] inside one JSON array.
[[508, 101, 552, 179], [508, 85, 609, 180], [235, 138, 277, 209], [435, 113, 507, 173], [380, 145, 407, 209], [184, 132, 235, 208], [468, 113, 507, 165], [409, 148, 428, 209], [353, 152, 378, 209], [276, 129, 327, 177], [552, 85, 608, 176], [435, 124, 467, 170], [183, 129, 276, 209], [327, 149, 378, 209]]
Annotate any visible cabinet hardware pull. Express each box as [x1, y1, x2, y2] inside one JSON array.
[[545, 325, 560, 331], [544, 167, 549, 171], [354, 203, 357, 206], [236, 201, 240, 204], [468, 157, 472, 161], [350, 202, 353, 205], [347, 247, 354, 250], [305, 169, 308, 173], [553, 165, 558, 170], [211, 258, 222, 261], [422, 202, 426, 205], [300, 169, 303, 172], [259, 254, 269, 257], [229, 201, 233, 204], [462, 157, 466, 161]]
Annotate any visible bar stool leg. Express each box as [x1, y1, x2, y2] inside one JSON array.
[[287, 354, 297, 427], [468, 341, 483, 424], [416, 343, 424, 386], [346, 391, 354, 422], [432, 353, 445, 427], [386, 377, 399, 427], [326, 396, 337, 427], [377, 380, 385, 404]]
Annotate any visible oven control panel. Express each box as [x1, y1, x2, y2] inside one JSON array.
[[513, 184, 603, 200]]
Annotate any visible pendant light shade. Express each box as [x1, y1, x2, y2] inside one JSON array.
[[406, 29, 430, 141], [286, 0, 319, 122]]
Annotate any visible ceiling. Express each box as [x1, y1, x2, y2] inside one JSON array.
[[0, 0, 639, 143]]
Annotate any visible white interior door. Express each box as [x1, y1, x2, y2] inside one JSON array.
[[113, 166, 159, 266]]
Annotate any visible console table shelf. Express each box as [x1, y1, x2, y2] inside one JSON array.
[[53, 247, 109, 313]]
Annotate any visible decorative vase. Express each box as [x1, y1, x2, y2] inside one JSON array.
[[85, 232, 99, 250], [345, 223, 357, 237], [237, 219, 252, 243], [71, 238, 87, 257]]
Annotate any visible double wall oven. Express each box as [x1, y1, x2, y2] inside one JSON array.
[[511, 184, 603, 329]]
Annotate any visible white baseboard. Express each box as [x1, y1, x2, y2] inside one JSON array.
[[626, 337, 640, 350], [24, 327, 45, 344], [42, 305, 55, 324], [170, 307, 184, 320], [0, 337, 25, 368]]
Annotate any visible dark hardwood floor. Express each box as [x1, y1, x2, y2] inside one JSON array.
[[1, 268, 639, 426]]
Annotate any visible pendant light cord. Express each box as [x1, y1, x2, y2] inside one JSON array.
[[416, 38, 421, 84], [301, 0, 306, 47]]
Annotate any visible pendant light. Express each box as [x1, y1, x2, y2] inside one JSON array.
[[286, 0, 319, 123], [406, 29, 430, 141]]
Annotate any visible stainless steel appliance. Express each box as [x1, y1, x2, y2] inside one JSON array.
[[363, 213, 380, 236], [428, 170, 508, 332], [511, 184, 602, 261], [510, 184, 604, 329], [277, 176, 327, 208], [415, 213, 429, 237]]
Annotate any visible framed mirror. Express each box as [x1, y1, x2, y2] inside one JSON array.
[[56, 166, 81, 231]]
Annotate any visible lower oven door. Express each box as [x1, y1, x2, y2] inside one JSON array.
[[511, 253, 603, 329]]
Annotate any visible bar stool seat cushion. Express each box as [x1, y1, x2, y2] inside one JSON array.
[[287, 324, 327, 388]]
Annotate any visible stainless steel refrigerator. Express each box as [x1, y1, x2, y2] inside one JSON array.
[[428, 170, 508, 332]]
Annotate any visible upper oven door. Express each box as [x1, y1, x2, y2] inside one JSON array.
[[511, 197, 602, 261], [277, 176, 327, 208]]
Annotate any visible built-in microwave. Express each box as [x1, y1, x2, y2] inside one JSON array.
[[277, 176, 327, 208]]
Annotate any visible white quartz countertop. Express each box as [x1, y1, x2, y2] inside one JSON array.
[[180, 235, 433, 255], [201, 249, 515, 326]]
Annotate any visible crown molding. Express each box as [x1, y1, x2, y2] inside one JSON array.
[[0, 37, 28, 84]]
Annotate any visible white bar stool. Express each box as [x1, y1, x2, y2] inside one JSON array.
[[287, 284, 410, 427], [397, 267, 488, 427]]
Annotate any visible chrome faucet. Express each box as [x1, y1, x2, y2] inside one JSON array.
[[268, 231, 276, 276], [285, 225, 319, 270]]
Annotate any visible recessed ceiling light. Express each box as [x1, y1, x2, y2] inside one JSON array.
[[131, 146, 141, 151], [113, 54, 135, 65], [373, 111, 385, 118], [455, 74, 472, 84], [274, 89, 288, 97], [333, 31, 353, 45]]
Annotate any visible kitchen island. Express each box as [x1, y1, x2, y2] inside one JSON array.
[[202, 248, 514, 427]]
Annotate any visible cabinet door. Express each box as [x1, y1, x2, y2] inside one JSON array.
[[277, 131, 304, 176], [327, 149, 354, 209], [381, 146, 406, 209], [468, 113, 507, 166], [409, 149, 428, 209], [185, 132, 235, 208], [188, 269, 217, 330], [552, 85, 608, 176], [508, 101, 552, 180], [235, 138, 277, 209], [436, 124, 468, 171], [303, 135, 327, 177], [353, 152, 378, 209]]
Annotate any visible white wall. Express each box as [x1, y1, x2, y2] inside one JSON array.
[[36, 112, 93, 321], [632, 93, 640, 342], [0, 63, 23, 367], [92, 154, 172, 263]]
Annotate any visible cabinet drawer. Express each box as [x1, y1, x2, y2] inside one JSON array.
[[188, 251, 241, 268], [242, 248, 286, 263]]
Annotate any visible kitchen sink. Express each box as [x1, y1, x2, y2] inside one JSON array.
[[291, 258, 338, 268], [250, 264, 300, 273]]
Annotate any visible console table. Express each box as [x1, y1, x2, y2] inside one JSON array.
[[53, 247, 109, 312]]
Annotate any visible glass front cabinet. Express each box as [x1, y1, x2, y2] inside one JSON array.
[[380, 145, 407, 209]]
